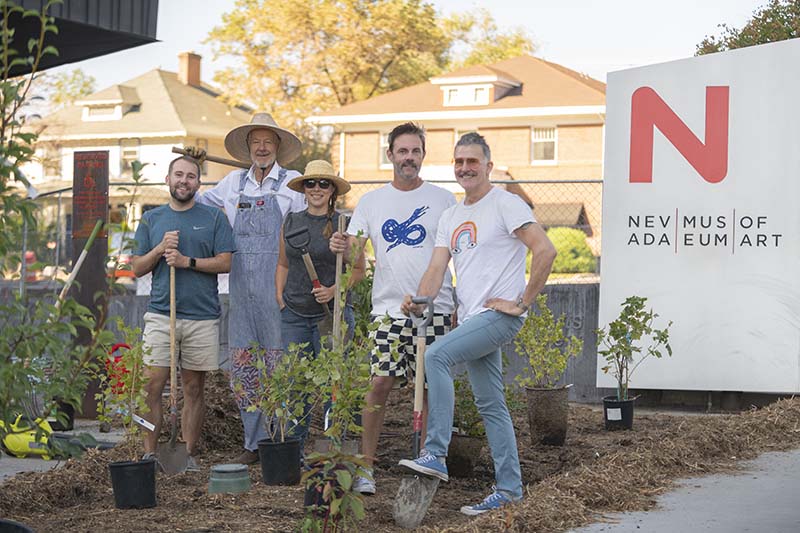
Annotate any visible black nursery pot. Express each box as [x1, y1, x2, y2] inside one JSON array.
[[602, 395, 635, 430], [258, 437, 302, 485], [303, 470, 327, 515], [108, 458, 157, 509], [0, 518, 35, 533]]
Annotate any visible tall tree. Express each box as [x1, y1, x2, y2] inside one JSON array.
[[207, 0, 536, 163], [696, 0, 800, 55], [208, 0, 449, 145], [38, 68, 96, 111], [445, 8, 535, 69]]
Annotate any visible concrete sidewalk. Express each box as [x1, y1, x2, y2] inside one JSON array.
[[0, 419, 124, 483], [570, 448, 800, 533]]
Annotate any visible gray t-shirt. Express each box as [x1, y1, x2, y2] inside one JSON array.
[[133, 203, 235, 320], [282, 210, 349, 318]]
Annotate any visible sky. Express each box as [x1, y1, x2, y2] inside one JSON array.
[[46, 0, 768, 92]]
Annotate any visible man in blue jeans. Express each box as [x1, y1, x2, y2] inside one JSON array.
[[399, 132, 556, 515]]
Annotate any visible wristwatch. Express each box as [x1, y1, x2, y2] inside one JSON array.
[[515, 296, 530, 312], [189, 257, 197, 270]]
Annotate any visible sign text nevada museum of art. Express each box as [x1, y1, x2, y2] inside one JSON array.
[[599, 38, 800, 393]]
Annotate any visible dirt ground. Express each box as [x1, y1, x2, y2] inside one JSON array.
[[2, 373, 800, 532]]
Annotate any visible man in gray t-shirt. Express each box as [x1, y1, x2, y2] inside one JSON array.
[[132, 156, 235, 467]]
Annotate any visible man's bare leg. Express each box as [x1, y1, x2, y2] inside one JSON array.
[[360, 375, 395, 467], [143, 366, 169, 455], [180, 368, 206, 456]]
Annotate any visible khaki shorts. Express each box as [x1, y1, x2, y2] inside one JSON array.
[[142, 312, 220, 371]]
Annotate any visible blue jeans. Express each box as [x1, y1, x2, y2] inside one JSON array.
[[424, 310, 525, 499], [280, 305, 355, 448]]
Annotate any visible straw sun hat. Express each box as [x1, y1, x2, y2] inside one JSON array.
[[224, 112, 302, 166], [287, 160, 351, 194]]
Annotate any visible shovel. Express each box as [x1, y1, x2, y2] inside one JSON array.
[[158, 265, 189, 474], [327, 216, 348, 435], [393, 296, 440, 529], [285, 226, 331, 319]]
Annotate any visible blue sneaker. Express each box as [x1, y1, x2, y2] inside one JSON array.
[[398, 451, 449, 482], [460, 487, 515, 516]]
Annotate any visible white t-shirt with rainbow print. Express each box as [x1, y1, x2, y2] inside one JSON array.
[[436, 186, 535, 322]]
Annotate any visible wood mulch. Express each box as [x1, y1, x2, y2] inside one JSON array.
[[2, 372, 799, 532]]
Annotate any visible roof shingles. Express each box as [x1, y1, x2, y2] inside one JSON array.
[[39, 69, 251, 140], [312, 55, 605, 119]]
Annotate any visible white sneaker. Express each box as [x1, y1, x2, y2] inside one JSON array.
[[352, 468, 376, 495]]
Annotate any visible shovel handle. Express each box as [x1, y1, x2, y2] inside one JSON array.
[[332, 216, 346, 351], [301, 254, 321, 286], [169, 266, 178, 440], [301, 254, 330, 317], [56, 219, 104, 310], [171, 146, 250, 169], [411, 296, 433, 454]]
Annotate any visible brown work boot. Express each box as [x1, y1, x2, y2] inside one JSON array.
[[235, 449, 259, 465]]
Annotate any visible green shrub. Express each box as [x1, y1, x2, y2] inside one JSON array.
[[547, 227, 596, 273]]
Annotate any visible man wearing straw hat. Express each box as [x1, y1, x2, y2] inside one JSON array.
[[189, 113, 305, 464]]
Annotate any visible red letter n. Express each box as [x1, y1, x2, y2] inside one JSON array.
[[629, 86, 729, 183]]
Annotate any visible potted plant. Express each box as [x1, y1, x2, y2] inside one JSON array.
[[447, 376, 486, 477], [249, 343, 320, 486], [95, 319, 157, 508], [301, 262, 372, 532], [513, 294, 583, 446], [596, 295, 672, 430]]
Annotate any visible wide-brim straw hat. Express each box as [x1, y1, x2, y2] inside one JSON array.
[[224, 112, 302, 166], [287, 160, 351, 194]]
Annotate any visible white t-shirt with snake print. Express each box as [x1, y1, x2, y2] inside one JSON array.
[[348, 181, 456, 318]]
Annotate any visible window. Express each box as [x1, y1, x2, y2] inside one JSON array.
[[379, 133, 391, 167], [443, 85, 491, 106], [120, 138, 140, 175], [88, 105, 115, 117], [532, 127, 556, 163], [474, 87, 487, 103], [82, 104, 122, 122], [446, 88, 458, 105]]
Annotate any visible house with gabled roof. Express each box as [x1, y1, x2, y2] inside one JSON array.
[[25, 52, 251, 190], [20, 52, 252, 243], [307, 55, 605, 253]]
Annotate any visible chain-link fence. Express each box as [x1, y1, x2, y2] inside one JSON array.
[[6, 179, 602, 289]]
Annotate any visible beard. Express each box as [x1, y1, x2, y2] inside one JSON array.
[[396, 161, 419, 179], [169, 186, 195, 204]]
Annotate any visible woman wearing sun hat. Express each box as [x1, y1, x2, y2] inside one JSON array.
[[276, 160, 365, 448]]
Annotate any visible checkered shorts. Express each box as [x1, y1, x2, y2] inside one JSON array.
[[370, 314, 452, 386]]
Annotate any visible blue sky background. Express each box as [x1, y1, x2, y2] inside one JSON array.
[[47, 0, 767, 91]]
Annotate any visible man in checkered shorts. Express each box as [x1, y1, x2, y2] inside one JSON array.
[[330, 122, 456, 495]]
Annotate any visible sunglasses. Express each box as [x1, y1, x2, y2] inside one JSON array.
[[303, 179, 332, 190]]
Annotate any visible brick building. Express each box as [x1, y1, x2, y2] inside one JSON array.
[[307, 55, 605, 252]]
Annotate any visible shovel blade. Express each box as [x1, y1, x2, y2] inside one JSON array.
[[392, 475, 440, 529], [157, 441, 190, 475]]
